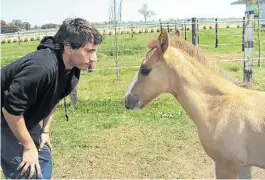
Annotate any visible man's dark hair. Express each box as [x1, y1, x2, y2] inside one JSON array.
[[54, 18, 103, 49]]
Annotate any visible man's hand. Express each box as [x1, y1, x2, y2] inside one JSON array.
[[39, 132, 52, 151], [17, 144, 41, 178], [2, 107, 42, 178], [41, 104, 56, 152]]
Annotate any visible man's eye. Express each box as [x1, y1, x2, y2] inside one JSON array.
[[140, 68, 152, 76]]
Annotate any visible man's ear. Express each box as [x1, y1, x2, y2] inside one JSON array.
[[64, 44, 72, 55], [158, 28, 170, 53]]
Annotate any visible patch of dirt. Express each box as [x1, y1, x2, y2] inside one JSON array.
[[53, 123, 265, 179]]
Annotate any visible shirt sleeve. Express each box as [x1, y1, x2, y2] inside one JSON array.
[[3, 64, 49, 116]]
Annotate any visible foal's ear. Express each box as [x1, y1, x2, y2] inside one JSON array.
[[158, 28, 170, 53], [175, 30, 181, 38]]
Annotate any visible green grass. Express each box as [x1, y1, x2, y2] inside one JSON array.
[[1, 28, 265, 178]]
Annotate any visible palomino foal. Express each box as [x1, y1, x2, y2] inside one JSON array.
[[125, 29, 265, 179]]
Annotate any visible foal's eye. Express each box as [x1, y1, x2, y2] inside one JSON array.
[[140, 68, 152, 76]]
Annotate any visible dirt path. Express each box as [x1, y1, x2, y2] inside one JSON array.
[[53, 123, 265, 179]]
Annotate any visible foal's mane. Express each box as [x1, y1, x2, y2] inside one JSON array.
[[147, 36, 245, 87]]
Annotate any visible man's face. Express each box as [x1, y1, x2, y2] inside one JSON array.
[[71, 42, 99, 70]]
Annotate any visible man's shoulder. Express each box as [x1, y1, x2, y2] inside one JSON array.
[[25, 48, 58, 72], [30, 48, 57, 64], [2, 49, 57, 73]]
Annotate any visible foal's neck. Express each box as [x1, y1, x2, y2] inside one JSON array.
[[165, 48, 240, 125]]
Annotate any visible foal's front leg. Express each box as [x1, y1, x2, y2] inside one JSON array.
[[215, 161, 242, 179], [238, 166, 251, 179]]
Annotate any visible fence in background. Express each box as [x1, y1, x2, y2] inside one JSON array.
[[1, 17, 264, 83]]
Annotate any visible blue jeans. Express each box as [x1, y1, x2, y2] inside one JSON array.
[[1, 121, 52, 179]]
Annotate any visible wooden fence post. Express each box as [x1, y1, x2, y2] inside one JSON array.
[[70, 87, 78, 108], [242, 16, 245, 52], [215, 18, 218, 48], [192, 17, 198, 46], [184, 21, 187, 40], [257, 0, 261, 68], [17, 31, 21, 46], [197, 19, 200, 45], [175, 21, 177, 33], [243, 11, 254, 85], [131, 23, 134, 37]]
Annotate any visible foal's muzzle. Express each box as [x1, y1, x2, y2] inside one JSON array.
[[125, 93, 140, 110]]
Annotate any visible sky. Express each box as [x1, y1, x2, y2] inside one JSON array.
[[1, 0, 246, 26]]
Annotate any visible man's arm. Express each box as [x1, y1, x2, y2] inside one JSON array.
[[2, 107, 35, 149], [42, 104, 57, 133], [2, 107, 41, 178], [2, 66, 49, 178], [39, 104, 57, 151]]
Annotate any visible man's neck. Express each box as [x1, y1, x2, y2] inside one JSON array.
[[62, 52, 74, 69]]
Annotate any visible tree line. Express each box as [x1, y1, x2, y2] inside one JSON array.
[[1, 20, 60, 34]]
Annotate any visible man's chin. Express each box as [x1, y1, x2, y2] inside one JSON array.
[[79, 66, 90, 71]]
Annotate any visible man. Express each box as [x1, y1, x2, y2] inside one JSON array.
[[1, 18, 103, 179]]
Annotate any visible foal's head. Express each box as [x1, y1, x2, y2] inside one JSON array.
[[125, 29, 174, 110]]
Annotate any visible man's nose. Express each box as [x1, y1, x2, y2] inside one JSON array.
[[90, 52, 97, 62]]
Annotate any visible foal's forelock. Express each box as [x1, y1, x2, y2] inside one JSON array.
[[147, 39, 159, 49]]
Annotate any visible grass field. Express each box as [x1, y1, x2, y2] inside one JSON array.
[[1, 28, 265, 178]]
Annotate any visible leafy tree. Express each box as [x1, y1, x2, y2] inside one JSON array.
[[1, 23, 19, 33], [23, 22, 31, 30], [11, 20, 23, 28], [41, 23, 58, 29], [33, 25, 40, 29], [138, 3, 155, 25], [1, 20, 7, 26]]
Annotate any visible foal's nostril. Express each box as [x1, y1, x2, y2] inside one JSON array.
[[125, 97, 130, 109], [125, 103, 130, 109], [124, 94, 139, 110]]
